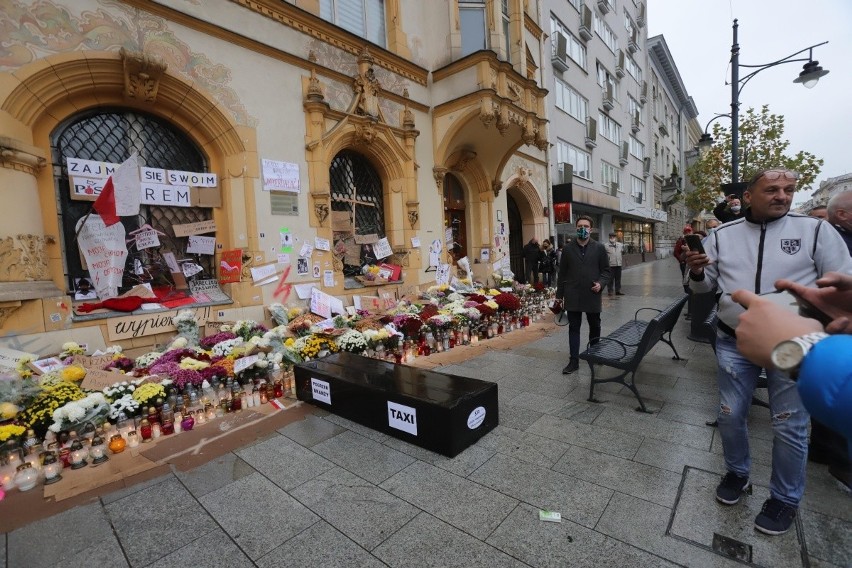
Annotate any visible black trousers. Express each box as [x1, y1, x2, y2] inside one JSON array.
[[606, 266, 622, 293], [566, 311, 601, 359], [525, 260, 539, 284]]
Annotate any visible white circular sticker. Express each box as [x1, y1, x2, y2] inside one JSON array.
[[467, 406, 486, 430]]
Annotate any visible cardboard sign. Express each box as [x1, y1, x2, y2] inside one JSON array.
[[331, 211, 353, 232], [173, 220, 217, 237], [73, 355, 115, 369], [219, 249, 242, 284], [187, 236, 216, 255], [0, 347, 36, 371], [106, 306, 211, 341], [354, 234, 378, 245], [189, 279, 221, 295], [77, 214, 127, 299], [205, 320, 236, 336], [80, 368, 123, 391]]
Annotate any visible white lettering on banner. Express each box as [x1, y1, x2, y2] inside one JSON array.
[[167, 170, 218, 187], [387, 401, 418, 436], [467, 406, 486, 430], [77, 214, 127, 299], [311, 378, 331, 404], [66, 157, 118, 178], [141, 182, 191, 207], [141, 167, 167, 184]]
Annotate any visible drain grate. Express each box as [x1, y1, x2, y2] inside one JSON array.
[[712, 533, 753, 563]]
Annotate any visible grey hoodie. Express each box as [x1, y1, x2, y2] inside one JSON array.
[[689, 212, 852, 331]]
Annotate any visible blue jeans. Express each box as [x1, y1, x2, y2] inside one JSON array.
[[715, 332, 809, 507]]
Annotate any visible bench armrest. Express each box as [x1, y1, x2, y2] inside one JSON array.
[[586, 336, 629, 359], [634, 307, 662, 321]]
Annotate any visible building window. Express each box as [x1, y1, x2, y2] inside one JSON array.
[[630, 175, 646, 200], [628, 94, 643, 124], [593, 12, 618, 53], [320, 0, 386, 47], [629, 135, 645, 159], [601, 161, 621, 192], [567, 0, 581, 10], [596, 62, 617, 99], [624, 10, 636, 35], [625, 54, 642, 82], [613, 216, 654, 254], [501, 0, 511, 62], [330, 150, 384, 238], [551, 16, 587, 68], [554, 78, 588, 123], [598, 112, 622, 145], [557, 139, 592, 181], [52, 109, 212, 294], [460, 1, 488, 56]]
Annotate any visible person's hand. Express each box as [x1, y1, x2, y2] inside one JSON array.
[[732, 289, 824, 368], [684, 249, 711, 275], [776, 272, 852, 333], [591, 282, 601, 293]]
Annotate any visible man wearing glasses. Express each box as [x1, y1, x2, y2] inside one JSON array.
[[685, 169, 852, 536]]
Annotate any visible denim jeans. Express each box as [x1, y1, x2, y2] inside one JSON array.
[[715, 332, 810, 507]]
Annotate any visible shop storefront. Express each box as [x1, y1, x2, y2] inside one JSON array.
[[612, 216, 655, 265]]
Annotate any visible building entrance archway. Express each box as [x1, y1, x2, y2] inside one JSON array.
[[507, 195, 524, 280]]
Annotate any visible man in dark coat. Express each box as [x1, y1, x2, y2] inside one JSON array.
[[522, 237, 542, 284], [555, 215, 611, 374]]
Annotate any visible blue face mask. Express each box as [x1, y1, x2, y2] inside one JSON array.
[[576, 227, 590, 240]]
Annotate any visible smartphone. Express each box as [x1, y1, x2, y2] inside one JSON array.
[[683, 234, 705, 255], [759, 290, 833, 326]]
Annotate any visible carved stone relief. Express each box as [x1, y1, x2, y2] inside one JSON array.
[[0, 234, 49, 281], [120, 48, 168, 103]]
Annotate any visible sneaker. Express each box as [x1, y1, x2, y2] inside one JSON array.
[[716, 472, 751, 505], [562, 359, 579, 374], [754, 498, 796, 535], [615, 291, 625, 296]]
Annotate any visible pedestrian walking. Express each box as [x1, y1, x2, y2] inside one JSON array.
[[685, 167, 852, 535], [539, 239, 558, 287], [523, 237, 542, 285], [555, 215, 611, 374], [605, 233, 624, 296]]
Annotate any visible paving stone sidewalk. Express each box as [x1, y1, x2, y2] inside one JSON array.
[[3, 259, 850, 568]]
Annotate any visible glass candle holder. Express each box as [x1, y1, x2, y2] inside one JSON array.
[[89, 435, 109, 465], [126, 431, 140, 448], [181, 411, 195, 432], [108, 434, 126, 454], [139, 418, 152, 443], [14, 463, 38, 492], [42, 453, 62, 485], [69, 440, 87, 469]]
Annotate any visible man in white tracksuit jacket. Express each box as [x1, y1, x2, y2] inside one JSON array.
[[685, 168, 852, 535]]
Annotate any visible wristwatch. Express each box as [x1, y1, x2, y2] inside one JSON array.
[[770, 331, 829, 376]]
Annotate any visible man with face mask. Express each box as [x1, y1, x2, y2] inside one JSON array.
[[714, 194, 746, 223], [827, 190, 852, 254], [605, 233, 624, 296], [555, 215, 611, 374], [706, 219, 721, 234]]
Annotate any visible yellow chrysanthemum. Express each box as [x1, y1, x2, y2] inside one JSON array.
[[61, 365, 86, 382]]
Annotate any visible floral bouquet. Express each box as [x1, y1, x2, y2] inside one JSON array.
[[234, 351, 281, 385], [493, 292, 521, 312], [361, 264, 382, 281], [295, 336, 339, 360], [131, 382, 166, 408], [59, 341, 87, 360], [108, 395, 140, 422], [19, 382, 85, 437], [173, 310, 200, 346], [426, 314, 454, 333], [104, 357, 134, 373], [268, 303, 289, 326], [0, 424, 25, 443], [49, 392, 109, 433], [211, 337, 244, 358], [335, 329, 368, 354], [418, 303, 440, 322], [103, 379, 145, 401], [134, 351, 163, 371], [229, 320, 269, 342], [393, 314, 424, 337], [200, 331, 237, 350]]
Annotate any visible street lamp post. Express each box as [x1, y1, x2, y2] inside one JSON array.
[[728, 19, 829, 182]]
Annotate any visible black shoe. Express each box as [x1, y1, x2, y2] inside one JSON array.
[[608, 291, 614, 296], [562, 360, 579, 374], [807, 445, 833, 465], [828, 464, 852, 493], [754, 498, 796, 535], [716, 472, 751, 505], [615, 291, 625, 296]]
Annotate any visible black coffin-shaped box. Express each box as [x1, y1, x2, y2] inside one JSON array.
[[294, 352, 498, 457]]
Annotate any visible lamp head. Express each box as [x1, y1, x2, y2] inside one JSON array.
[[793, 60, 829, 89], [698, 133, 714, 148]]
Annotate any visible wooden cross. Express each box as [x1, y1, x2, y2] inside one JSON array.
[[335, 181, 376, 234]]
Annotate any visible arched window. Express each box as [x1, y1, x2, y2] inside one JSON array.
[[330, 150, 384, 276], [443, 173, 467, 261], [51, 109, 211, 294]]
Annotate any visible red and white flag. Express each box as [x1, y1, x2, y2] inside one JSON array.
[[92, 152, 140, 226]]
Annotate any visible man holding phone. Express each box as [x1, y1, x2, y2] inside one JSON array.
[[685, 168, 852, 535]]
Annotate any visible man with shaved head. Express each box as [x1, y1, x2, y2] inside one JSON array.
[[828, 190, 852, 254]]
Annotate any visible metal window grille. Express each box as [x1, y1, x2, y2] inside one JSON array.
[[51, 109, 212, 292], [330, 150, 384, 237]]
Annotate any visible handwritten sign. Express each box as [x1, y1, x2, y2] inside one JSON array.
[[323, 269, 334, 287], [80, 368, 123, 391], [315, 237, 331, 251], [77, 214, 127, 299], [310, 287, 333, 319], [299, 242, 313, 258], [219, 249, 242, 284], [73, 355, 115, 369], [106, 306, 211, 341], [173, 220, 217, 237], [189, 279, 220, 295], [261, 159, 300, 192], [373, 237, 393, 260], [135, 228, 161, 250], [233, 355, 259, 374], [436, 263, 451, 285], [205, 320, 235, 336], [187, 236, 216, 255]]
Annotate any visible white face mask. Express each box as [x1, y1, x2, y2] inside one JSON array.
[[609, 238, 617, 243], [730, 205, 741, 213]]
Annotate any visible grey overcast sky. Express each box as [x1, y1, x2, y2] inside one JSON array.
[[648, 0, 851, 203]]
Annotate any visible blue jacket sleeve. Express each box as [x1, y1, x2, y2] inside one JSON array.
[[797, 335, 852, 442]]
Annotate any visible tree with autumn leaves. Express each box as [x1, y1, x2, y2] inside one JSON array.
[[686, 105, 823, 213]]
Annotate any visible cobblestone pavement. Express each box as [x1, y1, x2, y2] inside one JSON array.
[[4, 259, 850, 567]]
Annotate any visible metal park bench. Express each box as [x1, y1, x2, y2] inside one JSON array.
[[580, 295, 688, 413]]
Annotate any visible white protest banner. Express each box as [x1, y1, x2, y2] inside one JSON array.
[[250, 263, 277, 284], [310, 287, 332, 319], [140, 167, 167, 184], [187, 236, 216, 255], [373, 237, 393, 260], [135, 228, 160, 250], [66, 157, 118, 178], [77, 214, 127, 299], [70, 176, 107, 200], [261, 159, 300, 192], [113, 152, 141, 217], [141, 182, 191, 207], [167, 170, 218, 187]]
